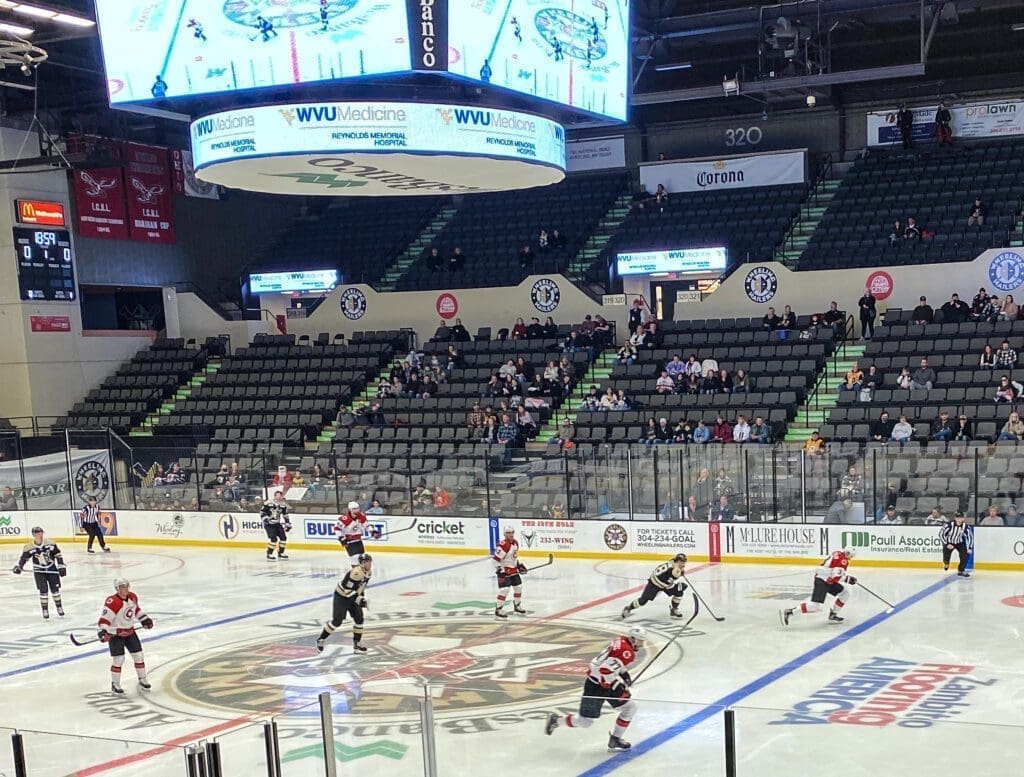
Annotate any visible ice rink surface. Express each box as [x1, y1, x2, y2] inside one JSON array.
[[2, 542, 1023, 776]]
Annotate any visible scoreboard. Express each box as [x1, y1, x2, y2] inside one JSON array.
[[15, 227, 76, 302]]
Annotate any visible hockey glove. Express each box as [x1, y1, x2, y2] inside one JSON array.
[[59, 567, 67, 577], [620, 671, 633, 688], [140, 617, 154, 629], [517, 562, 528, 573], [98, 630, 111, 643], [357, 596, 368, 609], [338, 536, 348, 546], [846, 576, 858, 585], [284, 522, 292, 533], [11, 565, 21, 575]]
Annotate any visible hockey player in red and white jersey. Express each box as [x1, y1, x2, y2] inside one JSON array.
[[780, 548, 857, 626], [492, 525, 527, 618], [545, 626, 646, 752], [335, 501, 369, 566], [97, 578, 154, 694]]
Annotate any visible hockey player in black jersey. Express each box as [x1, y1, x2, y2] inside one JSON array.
[[261, 491, 291, 560], [316, 554, 372, 654], [621, 553, 689, 619], [12, 526, 66, 619]]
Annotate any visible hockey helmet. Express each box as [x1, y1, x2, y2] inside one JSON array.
[[673, 553, 688, 564], [503, 525, 515, 535], [348, 501, 360, 510], [31, 526, 44, 534], [113, 577, 130, 590], [842, 547, 856, 559], [627, 626, 647, 647]]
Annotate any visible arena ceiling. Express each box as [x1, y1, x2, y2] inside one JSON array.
[[0, 0, 1021, 144]]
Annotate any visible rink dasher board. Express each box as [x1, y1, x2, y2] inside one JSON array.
[[3, 510, 1023, 570]]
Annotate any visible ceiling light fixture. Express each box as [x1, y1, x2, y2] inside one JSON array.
[[53, 13, 94, 27], [1011, 23, 1024, 32], [11, 4, 56, 19], [0, 21, 33, 36], [654, 62, 693, 72]]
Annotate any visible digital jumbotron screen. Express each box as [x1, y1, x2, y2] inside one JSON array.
[[94, 0, 412, 103]]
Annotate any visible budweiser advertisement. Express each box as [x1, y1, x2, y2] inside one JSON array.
[[72, 167, 129, 240], [124, 142, 175, 244]]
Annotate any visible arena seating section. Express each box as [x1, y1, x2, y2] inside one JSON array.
[[56, 339, 206, 434], [799, 138, 1024, 269], [394, 172, 627, 290], [600, 183, 806, 277]]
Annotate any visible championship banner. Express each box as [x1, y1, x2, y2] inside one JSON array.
[[72, 167, 130, 240], [124, 142, 176, 244], [0, 450, 112, 510], [640, 149, 806, 194], [566, 136, 626, 172], [867, 99, 1024, 146], [171, 149, 219, 200]]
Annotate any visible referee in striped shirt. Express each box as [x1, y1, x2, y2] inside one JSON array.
[[80, 496, 110, 553], [939, 510, 972, 577]]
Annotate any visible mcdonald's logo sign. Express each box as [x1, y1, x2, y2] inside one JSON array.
[[16, 199, 66, 226]]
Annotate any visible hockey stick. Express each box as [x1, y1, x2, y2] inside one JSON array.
[[69, 632, 100, 647], [631, 592, 699, 684], [683, 576, 726, 622], [384, 518, 419, 537], [525, 553, 554, 572], [854, 581, 896, 613]]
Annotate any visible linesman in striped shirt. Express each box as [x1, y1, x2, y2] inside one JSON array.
[[939, 510, 972, 578], [80, 496, 111, 553]]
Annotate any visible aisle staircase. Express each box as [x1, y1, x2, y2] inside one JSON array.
[[376, 204, 460, 291], [1010, 202, 1024, 247], [775, 178, 841, 267], [565, 193, 633, 289], [129, 359, 223, 437], [784, 343, 866, 442], [533, 349, 616, 447]]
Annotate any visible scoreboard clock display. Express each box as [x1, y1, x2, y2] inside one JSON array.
[[15, 227, 76, 301]]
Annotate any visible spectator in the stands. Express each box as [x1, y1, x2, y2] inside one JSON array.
[[863, 364, 883, 394], [858, 289, 877, 339], [839, 465, 863, 499], [910, 358, 936, 391], [1, 486, 17, 510], [780, 305, 797, 330], [525, 317, 545, 339], [629, 325, 652, 350], [801, 313, 823, 340], [553, 417, 575, 448], [895, 367, 913, 390], [484, 375, 503, 399], [518, 244, 535, 270], [980, 295, 1000, 324], [702, 369, 722, 394], [897, 103, 914, 149], [718, 369, 734, 394], [514, 357, 533, 383], [558, 356, 574, 380], [888, 220, 902, 247], [613, 389, 630, 409], [515, 405, 537, 440], [543, 316, 559, 337], [652, 417, 673, 445], [592, 314, 612, 346], [870, 411, 894, 443], [682, 495, 704, 521], [665, 354, 686, 379], [538, 229, 549, 252], [542, 360, 561, 392], [749, 416, 771, 445], [526, 374, 545, 397], [654, 184, 669, 210], [998, 411, 1024, 441], [1000, 296, 1019, 321], [711, 495, 735, 522], [878, 505, 904, 526], [467, 403, 485, 433], [979, 505, 1004, 527], [804, 430, 825, 457], [685, 354, 702, 376], [980, 343, 998, 369], [968, 198, 987, 227], [954, 414, 973, 442], [733, 415, 751, 443], [510, 317, 527, 340], [479, 413, 497, 442], [912, 296, 934, 324], [733, 369, 750, 394], [449, 246, 465, 271], [841, 362, 864, 394], [628, 299, 645, 332], [761, 306, 780, 330], [427, 247, 443, 271], [903, 217, 921, 241], [641, 418, 657, 445], [367, 499, 385, 515], [362, 400, 385, 426], [432, 486, 452, 511], [450, 319, 470, 342], [617, 339, 638, 365], [941, 293, 971, 323], [1007, 504, 1024, 527], [890, 414, 914, 444], [825, 498, 853, 524], [682, 371, 701, 395], [997, 340, 1018, 369], [655, 370, 675, 394], [823, 301, 844, 334], [377, 377, 394, 398], [673, 419, 693, 444], [972, 287, 990, 315], [994, 375, 1021, 404], [934, 101, 952, 145], [923, 506, 946, 526], [335, 403, 356, 429], [930, 410, 955, 441], [712, 414, 733, 443], [692, 420, 711, 444], [550, 229, 565, 250], [496, 413, 518, 462]]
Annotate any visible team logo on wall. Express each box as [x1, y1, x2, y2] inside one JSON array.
[[744, 266, 778, 303], [339, 287, 368, 320], [988, 251, 1024, 292], [531, 278, 561, 313], [74, 461, 110, 503], [603, 523, 628, 551]]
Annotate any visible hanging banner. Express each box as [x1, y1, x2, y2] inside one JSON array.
[[0, 449, 112, 510], [72, 167, 130, 240], [171, 149, 220, 200], [867, 99, 1024, 146], [124, 142, 176, 244], [640, 149, 806, 194], [566, 136, 627, 172]]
